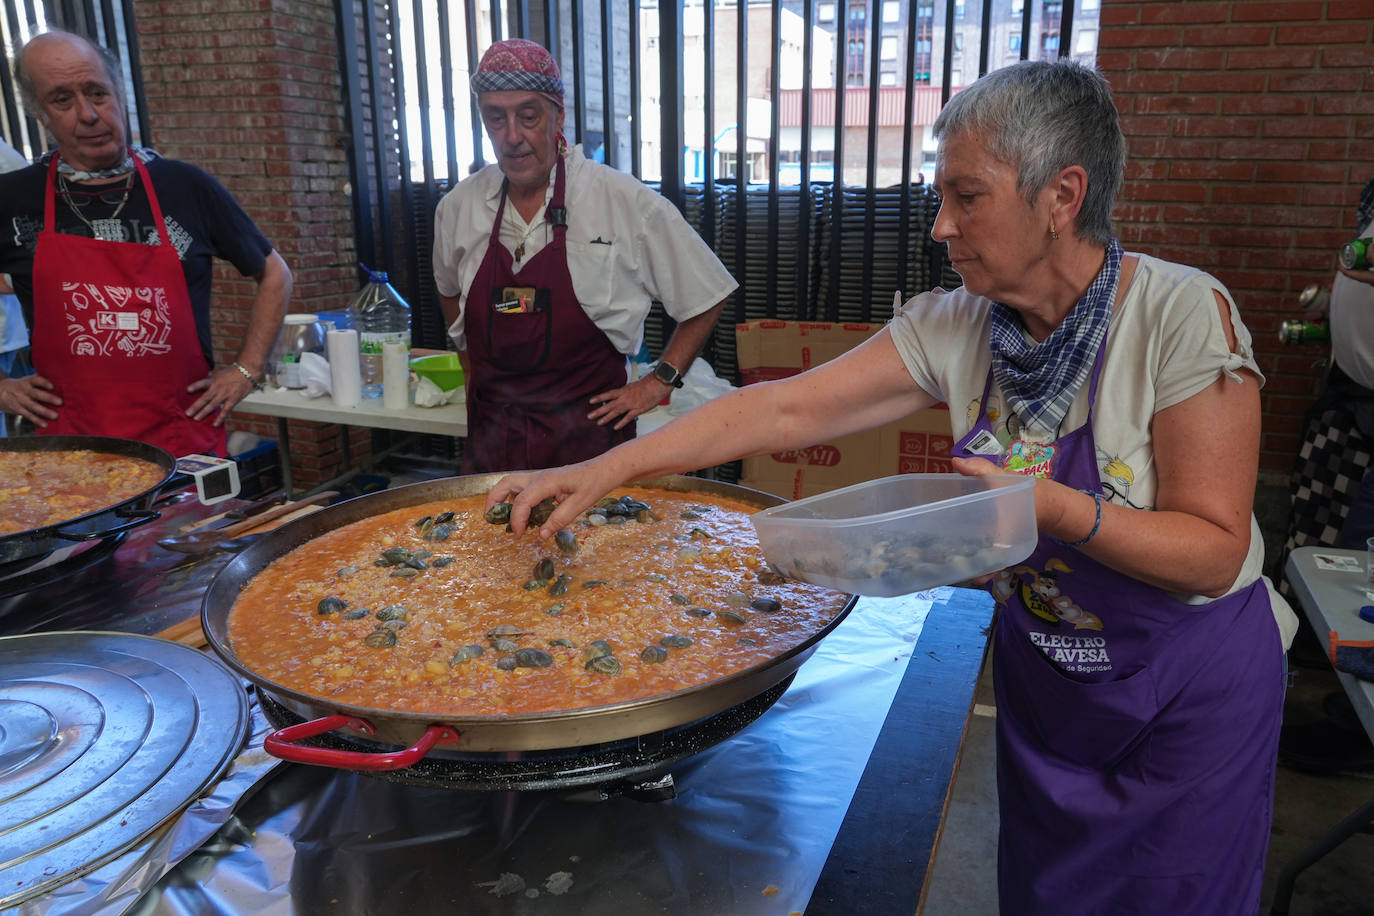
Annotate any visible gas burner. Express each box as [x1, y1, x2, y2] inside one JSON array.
[[0, 533, 126, 600], [255, 675, 794, 794]]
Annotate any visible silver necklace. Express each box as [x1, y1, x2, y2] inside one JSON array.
[[59, 172, 135, 234]]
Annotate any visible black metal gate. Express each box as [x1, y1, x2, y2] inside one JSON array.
[[339, 0, 1094, 383]]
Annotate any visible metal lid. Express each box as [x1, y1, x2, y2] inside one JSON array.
[[0, 631, 249, 907]]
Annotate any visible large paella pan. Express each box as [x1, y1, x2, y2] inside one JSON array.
[[201, 474, 856, 774], [0, 435, 176, 567]]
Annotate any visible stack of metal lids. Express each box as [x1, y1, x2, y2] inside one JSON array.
[[0, 631, 248, 908]]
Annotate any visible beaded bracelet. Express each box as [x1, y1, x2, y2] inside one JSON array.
[[1057, 488, 1103, 548], [230, 361, 262, 390]]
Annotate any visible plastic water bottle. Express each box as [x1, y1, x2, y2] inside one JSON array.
[[348, 266, 411, 399]]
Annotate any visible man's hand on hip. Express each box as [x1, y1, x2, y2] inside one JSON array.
[[0, 374, 61, 427], [187, 365, 258, 427], [587, 374, 672, 430]]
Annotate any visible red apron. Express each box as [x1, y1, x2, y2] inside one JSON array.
[[31, 156, 224, 457], [460, 155, 633, 473]]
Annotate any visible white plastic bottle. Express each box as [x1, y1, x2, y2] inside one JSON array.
[[348, 267, 412, 399]]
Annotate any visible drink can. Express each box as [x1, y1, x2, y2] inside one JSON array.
[[1340, 237, 1373, 270], [1278, 319, 1330, 345]]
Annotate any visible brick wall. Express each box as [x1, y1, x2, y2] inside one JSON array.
[[1098, 0, 1374, 474], [132, 0, 367, 487]]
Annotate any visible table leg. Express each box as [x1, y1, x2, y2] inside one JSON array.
[[275, 416, 294, 496], [1270, 795, 1374, 914]]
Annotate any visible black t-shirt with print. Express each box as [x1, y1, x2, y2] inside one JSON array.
[[0, 156, 273, 365]]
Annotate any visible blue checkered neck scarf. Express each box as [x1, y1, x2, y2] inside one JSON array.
[[988, 238, 1123, 438]]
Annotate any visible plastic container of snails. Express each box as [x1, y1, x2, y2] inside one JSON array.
[[750, 473, 1038, 597]]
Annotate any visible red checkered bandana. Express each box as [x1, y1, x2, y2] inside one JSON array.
[[472, 39, 564, 108]]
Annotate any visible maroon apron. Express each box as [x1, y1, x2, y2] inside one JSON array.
[[956, 335, 1282, 914], [30, 156, 224, 457], [460, 155, 633, 473]]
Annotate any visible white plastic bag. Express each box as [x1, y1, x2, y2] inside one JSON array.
[[413, 376, 463, 408], [636, 357, 736, 436], [298, 351, 332, 398]]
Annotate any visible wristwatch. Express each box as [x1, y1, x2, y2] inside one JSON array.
[[651, 360, 686, 389]]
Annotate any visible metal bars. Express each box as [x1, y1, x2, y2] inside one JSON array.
[[331, 0, 1093, 357]]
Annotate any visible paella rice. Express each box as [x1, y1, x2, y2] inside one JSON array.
[[228, 487, 850, 716], [0, 449, 165, 535]]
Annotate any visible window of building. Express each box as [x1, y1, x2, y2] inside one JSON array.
[[1011, 0, 1023, 12], [1042, 31, 1060, 53], [881, 36, 898, 59], [953, 33, 964, 52], [1009, 32, 1021, 52], [955, 1, 965, 18], [1074, 29, 1096, 54], [881, 70, 897, 86], [819, 2, 835, 22], [883, 1, 901, 23]]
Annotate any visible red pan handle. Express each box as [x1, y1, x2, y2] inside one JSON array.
[[263, 714, 461, 770]]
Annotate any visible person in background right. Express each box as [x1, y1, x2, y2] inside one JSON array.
[[1276, 176, 1374, 774], [490, 60, 1297, 915], [1283, 177, 1374, 557]]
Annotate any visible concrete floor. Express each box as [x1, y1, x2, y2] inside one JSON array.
[[922, 650, 1374, 916]]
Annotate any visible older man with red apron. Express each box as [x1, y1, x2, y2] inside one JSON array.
[[31, 155, 223, 457]]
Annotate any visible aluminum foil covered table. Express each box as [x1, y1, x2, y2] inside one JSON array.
[[1, 489, 993, 916]]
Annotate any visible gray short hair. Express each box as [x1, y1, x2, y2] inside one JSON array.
[[14, 28, 125, 118], [933, 59, 1125, 245]]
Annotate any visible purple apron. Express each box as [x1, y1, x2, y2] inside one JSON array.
[[461, 155, 633, 473], [955, 334, 1283, 914]]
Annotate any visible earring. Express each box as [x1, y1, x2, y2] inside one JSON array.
[[1049, 220, 1059, 241]]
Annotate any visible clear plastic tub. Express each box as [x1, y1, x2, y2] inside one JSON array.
[[749, 473, 1038, 597]]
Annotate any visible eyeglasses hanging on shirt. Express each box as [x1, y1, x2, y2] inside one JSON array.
[[58, 172, 137, 238]]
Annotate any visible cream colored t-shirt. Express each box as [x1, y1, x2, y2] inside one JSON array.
[[888, 253, 1298, 648]]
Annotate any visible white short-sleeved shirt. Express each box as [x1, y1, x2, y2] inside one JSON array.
[[889, 253, 1298, 647], [432, 146, 737, 355], [1330, 214, 1374, 389]]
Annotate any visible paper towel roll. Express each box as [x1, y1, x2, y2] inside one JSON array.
[[381, 340, 410, 409], [327, 329, 362, 408]]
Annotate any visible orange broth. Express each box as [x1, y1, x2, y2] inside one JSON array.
[[0, 449, 165, 535], [227, 487, 850, 716]]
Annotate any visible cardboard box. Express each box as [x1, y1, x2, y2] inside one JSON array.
[[735, 319, 955, 500]]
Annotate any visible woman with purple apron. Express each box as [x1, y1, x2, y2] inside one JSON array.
[[482, 60, 1293, 916], [955, 339, 1283, 913]]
